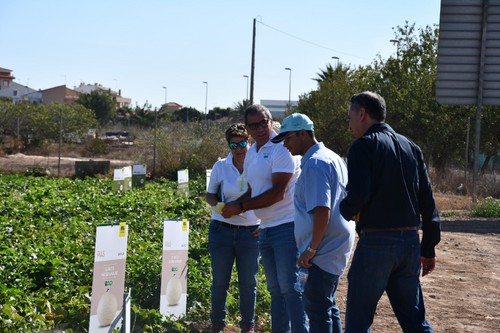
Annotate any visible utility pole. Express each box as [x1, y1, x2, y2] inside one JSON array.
[[285, 68, 292, 112], [250, 18, 256, 105]]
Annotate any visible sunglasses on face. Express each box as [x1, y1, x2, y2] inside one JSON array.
[[246, 118, 269, 130], [228, 140, 248, 150]]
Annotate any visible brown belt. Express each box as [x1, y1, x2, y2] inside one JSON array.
[[362, 226, 418, 233]]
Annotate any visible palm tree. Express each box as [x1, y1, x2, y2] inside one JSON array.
[[233, 99, 252, 117], [313, 64, 337, 84]]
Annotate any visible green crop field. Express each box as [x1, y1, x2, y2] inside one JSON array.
[[0, 174, 270, 332]]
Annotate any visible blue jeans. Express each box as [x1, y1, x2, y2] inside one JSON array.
[[303, 264, 341, 333], [208, 220, 260, 328], [259, 222, 308, 333], [345, 230, 434, 333]]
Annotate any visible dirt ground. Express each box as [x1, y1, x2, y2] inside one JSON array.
[[0, 153, 133, 177], [359, 217, 500, 333], [1, 155, 499, 332]]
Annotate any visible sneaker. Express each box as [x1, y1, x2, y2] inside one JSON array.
[[211, 322, 225, 333]]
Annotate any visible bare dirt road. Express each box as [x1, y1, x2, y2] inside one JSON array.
[[0, 153, 133, 176]]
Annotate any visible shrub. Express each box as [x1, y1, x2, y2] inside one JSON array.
[[84, 138, 110, 156], [472, 197, 500, 218]]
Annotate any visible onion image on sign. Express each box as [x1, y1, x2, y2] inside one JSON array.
[[160, 220, 189, 318], [97, 289, 118, 326], [166, 276, 183, 305]]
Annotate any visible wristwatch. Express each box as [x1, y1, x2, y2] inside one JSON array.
[[306, 246, 317, 254]]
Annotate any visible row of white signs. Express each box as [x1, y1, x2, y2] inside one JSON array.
[[88, 220, 190, 332], [113, 166, 190, 193]]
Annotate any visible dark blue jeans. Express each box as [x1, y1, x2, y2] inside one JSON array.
[[303, 264, 341, 333], [208, 220, 259, 328], [259, 222, 308, 333], [345, 230, 434, 333]]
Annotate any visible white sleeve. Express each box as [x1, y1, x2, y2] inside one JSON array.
[[207, 160, 222, 194]]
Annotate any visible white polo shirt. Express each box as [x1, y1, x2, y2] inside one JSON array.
[[208, 153, 260, 226], [244, 133, 300, 228]]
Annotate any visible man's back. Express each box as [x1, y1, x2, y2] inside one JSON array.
[[341, 122, 436, 231]]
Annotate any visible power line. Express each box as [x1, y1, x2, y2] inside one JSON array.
[[256, 20, 371, 62]]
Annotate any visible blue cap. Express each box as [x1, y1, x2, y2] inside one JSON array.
[[271, 113, 314, 143]]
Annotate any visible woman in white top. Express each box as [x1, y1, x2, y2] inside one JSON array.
[[205, 124, 260, 333]]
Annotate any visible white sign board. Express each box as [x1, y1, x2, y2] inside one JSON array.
[[89, 223, 128, 332], [177, 169, 189, 196], [206, 169, 212, 192], [159, 219, 190, 318], [113, 166, 132, 192], [132, 164, 147, 188]]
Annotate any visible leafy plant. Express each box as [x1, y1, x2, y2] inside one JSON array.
[[0, 175, 270, 332], [472, 197, 500, 218]]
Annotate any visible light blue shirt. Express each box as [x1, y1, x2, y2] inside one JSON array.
[[294, 142, 355, 275]]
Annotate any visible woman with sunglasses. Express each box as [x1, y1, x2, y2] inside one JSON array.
[[205, 123, 260, 333]]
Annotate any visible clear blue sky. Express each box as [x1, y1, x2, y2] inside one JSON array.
[[1, 0, 441, 112]]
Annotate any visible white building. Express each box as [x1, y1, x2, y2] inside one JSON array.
[[260, 99, 298, 120], [0, 67, 42, 103], [74, 82, 131, 108]]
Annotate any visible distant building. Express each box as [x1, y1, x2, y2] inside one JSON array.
[[74, 83, 131, 108], [0, 67, 43, 103], [260, 99, 298, 119], [0, 81, 42, 103], [41, 85, 80, 104], [0, 67, 15, 88], [160, 102, 183, 113]]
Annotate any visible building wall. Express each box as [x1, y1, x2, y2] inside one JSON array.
[[0, 67, 15, 89], [260, 99, 298, 120], [74, 83, 131, 107], [0, 82, 42, 103], [41, 85, 79, 104]]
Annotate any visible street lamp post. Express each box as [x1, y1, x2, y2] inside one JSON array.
[[390, 39, 400, 58], [243, 75, 249, 101], [203, 81, 208, 120], [162, 86, 167, 105], [331, 56, 339, 68], [284, 67, 292, 112]]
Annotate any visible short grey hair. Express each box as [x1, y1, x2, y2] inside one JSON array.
[[244, 104, 273, 124]]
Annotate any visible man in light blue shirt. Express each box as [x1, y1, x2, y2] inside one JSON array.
[[272, 113, 356, 333]]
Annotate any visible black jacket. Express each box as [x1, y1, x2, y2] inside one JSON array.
[[339, 123, 441, 257]]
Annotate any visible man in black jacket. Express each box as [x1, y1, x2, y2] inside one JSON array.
[[340, 91, 440, 333]]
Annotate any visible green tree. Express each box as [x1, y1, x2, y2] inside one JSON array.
[[116, 102, 158, 127], [313, 63, 338, 83], [233, 99, 252, 118], [29, 103, 98, 145], [353, 22, 472, 173], [479, 106, 500, 173], [172, 107, 202, 122], [0, 101, 42, 148], [207, 106, 232, 121], [295, 63, 357, 156], [76, 90, 116, 126], [0, 101, 97, 148]]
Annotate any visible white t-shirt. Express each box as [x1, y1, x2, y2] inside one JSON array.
[[208, 153, 260, 226], [243, 134, 300, 228]]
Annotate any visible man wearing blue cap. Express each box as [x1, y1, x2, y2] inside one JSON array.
[[273, 113, 356, 333]]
